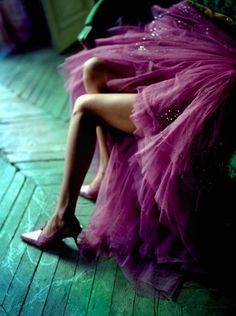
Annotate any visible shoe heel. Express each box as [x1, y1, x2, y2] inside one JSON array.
[[72, 224, 83, 247]]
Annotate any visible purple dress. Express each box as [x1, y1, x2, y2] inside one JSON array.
[[62, 1, 236, 298]]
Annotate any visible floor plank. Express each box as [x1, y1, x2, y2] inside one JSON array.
[[110, 267, 135, 316], [0, 185, 43, 305], [64, 257, 97, 316], [30, 69, 55, 107], [20, 252, 59, 316], [42, 249, 79, 316], [0, 158, 16, 202], [133, 293, 156, 316], [2, 246, 42, 315], [158, 299, 183, 316], [0, 177, 35, 260], [87, 258, 117, 316], [0, 171, 25, 229], [0, 306, 7, 316], [0, 47, 235, 316], [0, 55, 27, 87]]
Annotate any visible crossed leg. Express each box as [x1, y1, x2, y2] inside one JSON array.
[[41, 92, 136, 238], [82, 57, 111, 195]]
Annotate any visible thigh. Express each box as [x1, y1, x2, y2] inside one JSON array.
[[74, 93, 136, 134]]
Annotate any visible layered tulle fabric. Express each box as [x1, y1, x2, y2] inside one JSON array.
[[62, 1, 236, 299]]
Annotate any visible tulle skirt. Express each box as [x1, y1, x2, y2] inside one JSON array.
[[62, 1, 236, 299]]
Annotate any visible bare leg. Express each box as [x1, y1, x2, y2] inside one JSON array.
[[94, 126, 109, 186], [82, 57, 110, 192], [43, 93, 136, 237]]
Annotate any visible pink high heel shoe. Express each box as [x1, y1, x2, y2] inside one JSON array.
[[79, 184, 99, 201], [21, 219, 83, 249]]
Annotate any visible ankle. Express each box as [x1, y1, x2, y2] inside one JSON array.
[[53, 210, 74, 224], [54, 199, 76, 221], [97, 167, 106, 177], [90, 170, 106, 187]]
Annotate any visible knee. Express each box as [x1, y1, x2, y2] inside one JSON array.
[[83, 57, 105, 80], [72, 95, 100, 126], [73, 94, 90, 115], [72, 94, 101, 124]]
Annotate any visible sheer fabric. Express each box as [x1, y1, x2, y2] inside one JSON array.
[[62, 1, 236, 298]]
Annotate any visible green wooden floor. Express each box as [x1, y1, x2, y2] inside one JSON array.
[[0, 48, 235, 316]]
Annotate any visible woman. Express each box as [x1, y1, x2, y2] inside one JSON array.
[[21, 0, 236, 299]]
